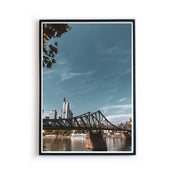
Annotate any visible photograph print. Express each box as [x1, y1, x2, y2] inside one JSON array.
[[39, 19, 135, 155]]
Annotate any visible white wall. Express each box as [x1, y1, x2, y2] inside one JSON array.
[[0, 0, 176, 176]]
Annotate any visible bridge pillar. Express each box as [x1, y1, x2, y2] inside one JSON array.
[[86, 131, 107, 151]]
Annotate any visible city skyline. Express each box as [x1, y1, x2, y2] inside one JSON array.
[[42, 23, 133, 124]]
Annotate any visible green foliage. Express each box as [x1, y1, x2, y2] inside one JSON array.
[[43, 130, 73, 135], [58, 130, 73, 135], [74, 130, 87, 134], [127, 123, 132, 129], [110, 131, 114, 135], [43, 130, 53, 135]]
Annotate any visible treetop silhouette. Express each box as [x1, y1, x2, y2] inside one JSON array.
[[42, 23, 71, 68]]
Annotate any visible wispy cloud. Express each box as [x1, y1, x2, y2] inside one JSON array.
[[100, 104, 131, 113], [74, 83, 96, 93], [113, 69, 131, 82], [106, 113, 131, 124], [43, 58, 69, 80], [104, 68, 130, 85], [97, 42, 131, 57], [107, 113, 131, 120], [118, 98, 127, 102], [54, 55, 68, 65], [60, 71, 95, 82], [43, 68, 56, 75], [107, 96, 113, 100], [108, 88, 118, 93], [43, 68, 58, 80]]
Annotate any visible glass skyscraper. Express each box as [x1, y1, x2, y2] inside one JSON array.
[[61, 97, 73, 119]]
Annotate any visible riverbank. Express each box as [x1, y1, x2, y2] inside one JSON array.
[[43, 133, 131, 139], [43, 134, 71, 139]]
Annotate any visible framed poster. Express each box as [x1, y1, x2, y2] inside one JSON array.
[[39, 19, 136, 155]]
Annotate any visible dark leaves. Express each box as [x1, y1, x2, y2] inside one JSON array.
[[52, 59, 56, 63], [43, 56, 49, 60], [44, 59, 48, 64], [42, 24, 71, 68], [47, 61, 52, 68]]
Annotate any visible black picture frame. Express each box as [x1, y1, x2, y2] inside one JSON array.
[[39, 19, 136, 155]]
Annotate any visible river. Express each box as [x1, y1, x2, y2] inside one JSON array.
[[43, 135, 131, 151]]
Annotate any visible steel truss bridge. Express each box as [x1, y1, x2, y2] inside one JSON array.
[[43, 111, 131, 132]]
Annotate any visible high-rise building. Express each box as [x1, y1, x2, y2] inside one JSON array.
[[61, 97, 73, 119], [49, 110, 57, 119]]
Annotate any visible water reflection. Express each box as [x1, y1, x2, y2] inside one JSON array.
[[106, 137, 131, 151], [71, 137, 87, 151], [43, 136, 131, 151]]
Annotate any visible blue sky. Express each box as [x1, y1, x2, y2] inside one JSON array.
[[42, 23, 132, 124]]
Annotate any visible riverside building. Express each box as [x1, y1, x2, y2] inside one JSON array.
[[49, 110, 57, 119]]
